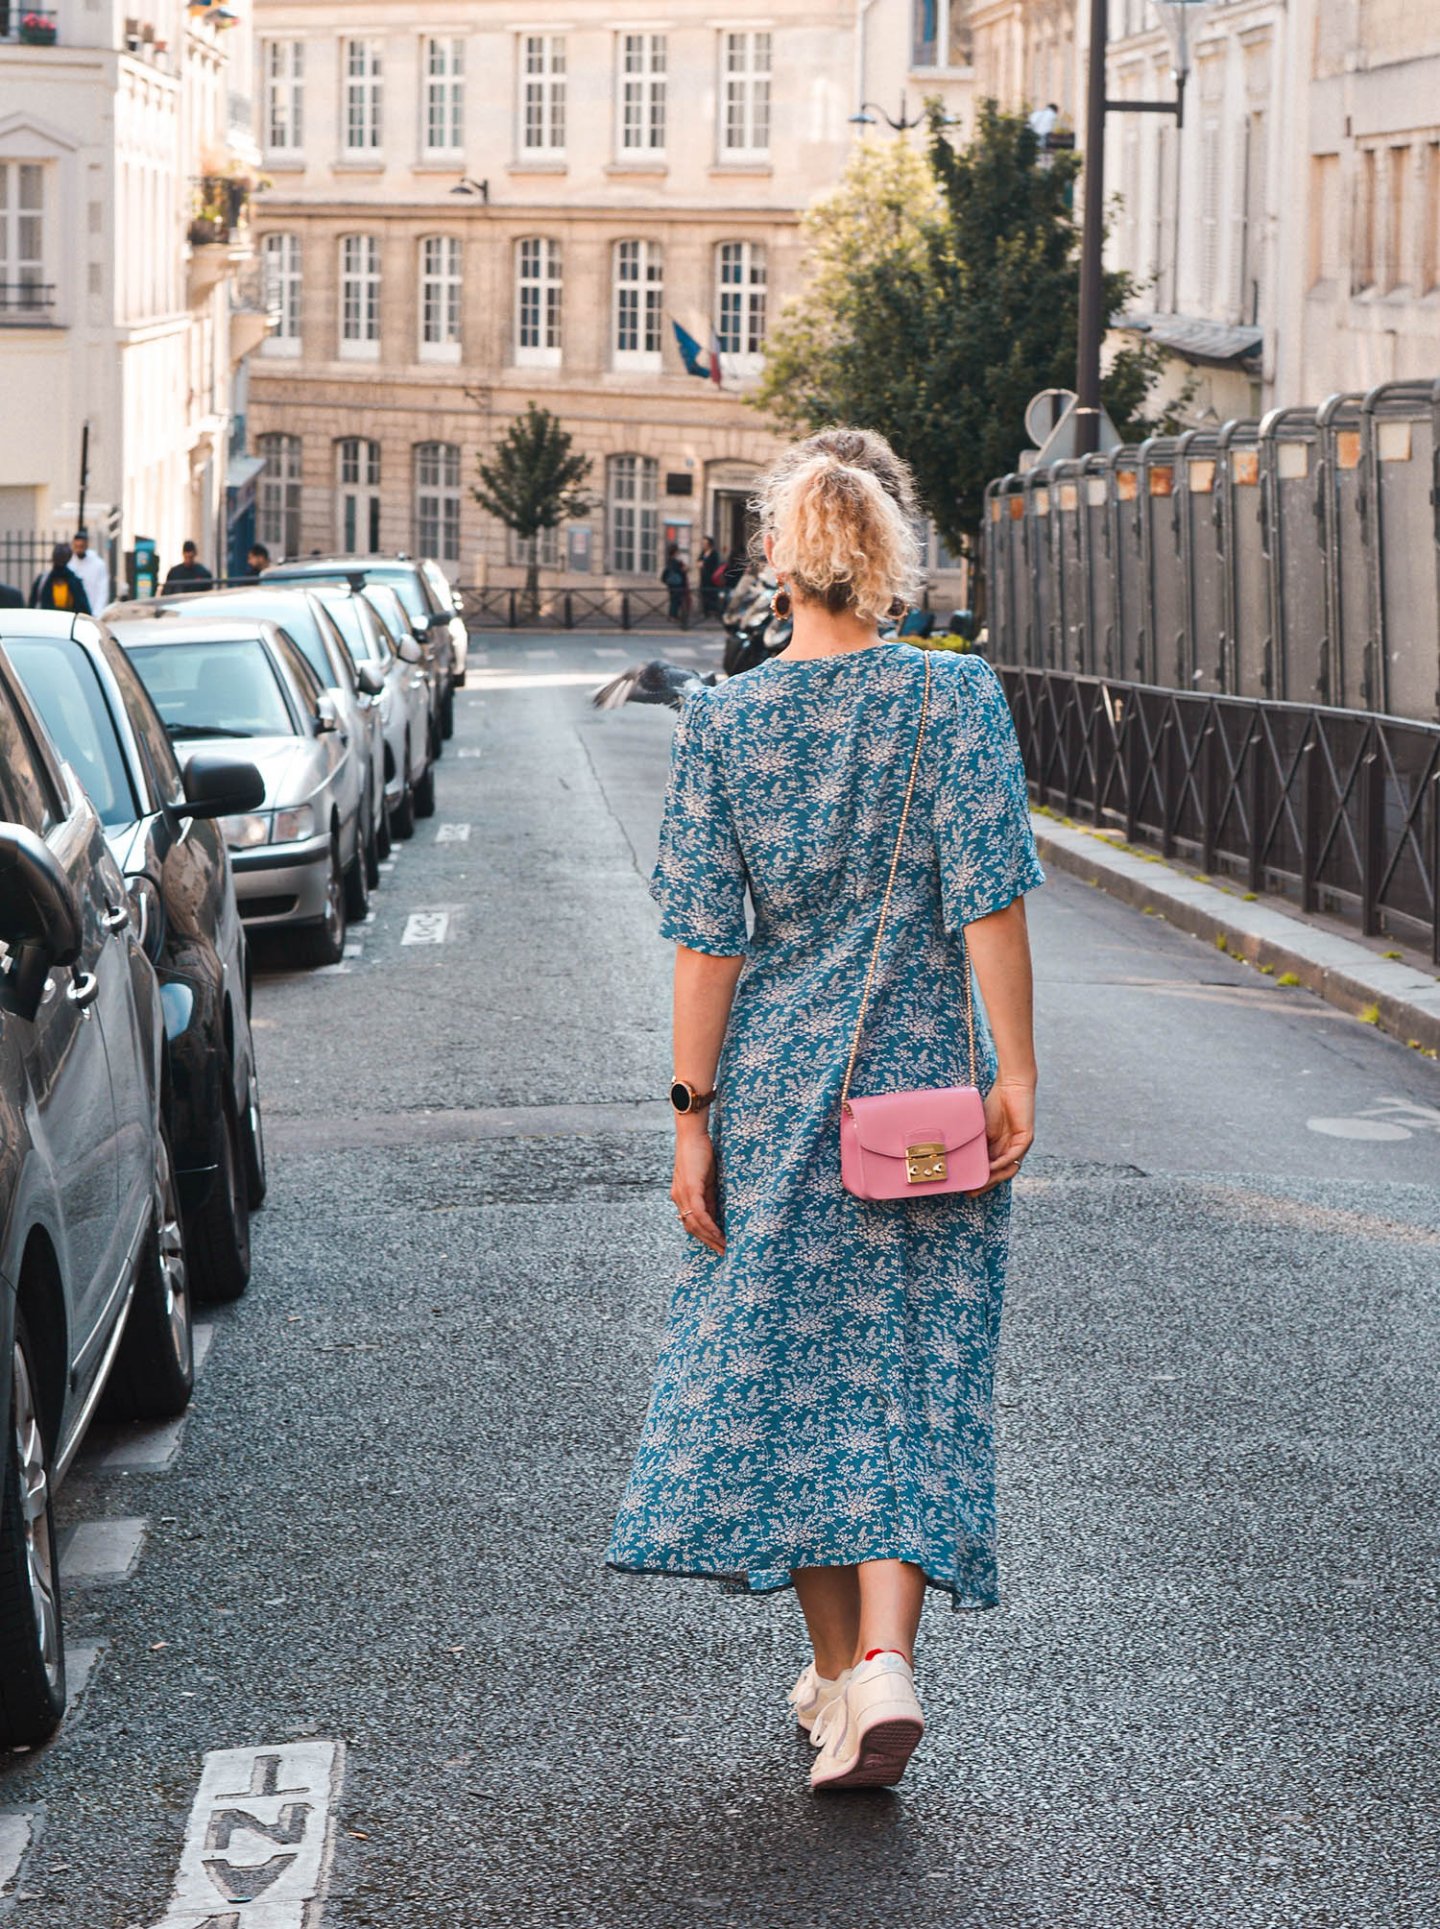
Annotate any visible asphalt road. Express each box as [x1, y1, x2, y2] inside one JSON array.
[[4, 631, 1439, 1929]]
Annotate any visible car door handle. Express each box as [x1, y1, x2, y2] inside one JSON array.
[[102, 902, 130, 930], [68, 970, 101, 1011]]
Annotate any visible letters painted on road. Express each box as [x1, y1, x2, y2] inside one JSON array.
[[435, 822, 471, 843], [401, 910, 451, 945], [151, 1741, 344, 1929]]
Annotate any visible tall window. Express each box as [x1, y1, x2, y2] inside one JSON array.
[[1199, 115, 1221, 306], [261, 232, 301, 354], [1354, 147, 1377, 293], [344, 39, 383, 154], [515, 237, 561, 365], [336, 439, 382, 552], [0, 162, 47, 315], [721, 31, 771, 158], [911, 0, 966, 68], [263, 40, 305, 153], [414, 443, 461, 565], [423, 37, 464, 156], [613, 239, 662, 368], [258, 433, 303, 557], [608, 455, 658, 575], [1386, 143, 1409, 292], [619, 33, 666, 154], [715, 241, 766, 358], [1423, 143, 1440, 294], [339, 234, 380, 357], [420, 235, 462, 361], [521, 35, 566, 154], [510, 527, 561, 570]]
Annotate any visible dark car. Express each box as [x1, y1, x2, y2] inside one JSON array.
[[0, 641, 195, 1747], [262, 556, 457, 742], [1, 610, 268, 1302]]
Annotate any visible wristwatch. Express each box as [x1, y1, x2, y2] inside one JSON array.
[[669, 1078, 717, 1115]]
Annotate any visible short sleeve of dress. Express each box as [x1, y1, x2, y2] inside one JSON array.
[[934, 656, 1045, 935], [648, 691, 750, 956]]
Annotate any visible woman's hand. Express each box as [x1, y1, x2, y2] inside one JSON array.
[[972, 1079, 1036, 1194], [671, 1125, 725, 1255]]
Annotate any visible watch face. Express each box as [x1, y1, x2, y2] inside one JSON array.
[[669, 1079, 691, 1113]]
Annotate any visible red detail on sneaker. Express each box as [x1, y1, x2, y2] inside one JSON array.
[[863, 1648, 908, 1662]]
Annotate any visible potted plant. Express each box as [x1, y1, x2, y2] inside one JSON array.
[[19, 12, 58, 43]]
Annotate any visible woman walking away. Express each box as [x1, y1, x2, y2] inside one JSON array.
[[607, 427, 1044, 1792]]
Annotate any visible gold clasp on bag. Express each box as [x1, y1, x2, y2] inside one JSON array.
[[905, 1143, 947, 1184]]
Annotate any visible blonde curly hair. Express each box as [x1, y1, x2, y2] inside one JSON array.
[[752, 428, 922, 624]]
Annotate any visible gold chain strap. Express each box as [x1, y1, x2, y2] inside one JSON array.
[[839, 651, 976, 1110]]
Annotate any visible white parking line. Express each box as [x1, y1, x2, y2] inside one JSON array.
[[92, 1418, 186, 1472], [401, 910, 451, 946], [435, 822, 471, 843], [152, 1740, 345, 1929], [60, 1517, 147, 1585], [68, 1641, 104, 1700], [342, 941, 365, 960], [592, 648, 626, 659], [194, 1322, 215, 1378], [454, 746, 483, 759], [0, 1812, 36, 1897], [523, 647, 558, 659]]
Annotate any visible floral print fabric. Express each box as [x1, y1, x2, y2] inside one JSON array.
[[607, 644, 1044, 1609]]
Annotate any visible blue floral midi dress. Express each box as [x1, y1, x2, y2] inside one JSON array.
[[606, 643, 1044, 1610]]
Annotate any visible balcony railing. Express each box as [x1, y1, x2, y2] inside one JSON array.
[[188, 173, 250, 248], [0, 280, 56, 319]]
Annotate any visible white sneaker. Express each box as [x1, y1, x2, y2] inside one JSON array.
[[786, 1661, 849, 1742], [809, 1653, 925, 1791]]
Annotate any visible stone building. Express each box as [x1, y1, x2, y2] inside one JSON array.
[[0, 0, 264, 582], [245, 0, 972, 594]]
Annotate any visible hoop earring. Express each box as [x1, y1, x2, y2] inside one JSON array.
[[888, 597, 907, 621], [771, 586, 792, 619]]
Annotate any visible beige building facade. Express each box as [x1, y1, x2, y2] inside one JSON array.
[[246, 0, 972, 593]]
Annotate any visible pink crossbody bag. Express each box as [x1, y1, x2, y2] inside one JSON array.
[[839, 652, 990, 1200]]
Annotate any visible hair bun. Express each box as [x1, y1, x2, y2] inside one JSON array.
[[753, 429, 922, 624]]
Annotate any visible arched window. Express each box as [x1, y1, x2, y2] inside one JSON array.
[[260, 232, 301, 353], [414, 442, 461, 565], [419, 234, 462, 360], [515, 237, 561, 366], [607, 454, 657, 575], [257, 433, 302, 557], [336, 439, 381, 552]]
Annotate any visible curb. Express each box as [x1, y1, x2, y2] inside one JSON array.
[[1031, 813, 1440, 1059]]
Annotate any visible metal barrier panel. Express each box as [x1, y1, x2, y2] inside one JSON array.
[[1221, 421, 1271, 697], [1111, 449, 1147, 682], [983, 481, 1007, 656], [1141, 437, 1186, 688], [1261, 407, 1326, 704], [1024, 472, 1057, 670], [1178, 432, 1224, 692], [1319, 393, 1374, 709], [1052, 460, 1087, 672], [1366, 380, 1440, 722], [1080, 458, 1114, 677], [1002, 478, 1030, 663]]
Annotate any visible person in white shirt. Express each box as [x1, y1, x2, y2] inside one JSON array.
[[69, 530, 110, 614], [1028, 102, 1059, 143]]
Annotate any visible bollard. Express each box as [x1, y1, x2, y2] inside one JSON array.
[[508, 588, 517, 629], [564, 593, 573, 630], [621, 593, 631, 630]]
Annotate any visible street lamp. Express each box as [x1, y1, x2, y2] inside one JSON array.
[[849, 95, 957, 131], [1074, 0, 1210, 455], [448, 177, 489, 202]]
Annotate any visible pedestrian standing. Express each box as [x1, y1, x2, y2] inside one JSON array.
[[696, 534, 722, 617], [30, 543, 92, 614], [163, 541, 215, 592], [660, 543, 690, 621], [607, 427, 1044, 1792], [243, 542, 271, 581], [69, 530, 110, 613]]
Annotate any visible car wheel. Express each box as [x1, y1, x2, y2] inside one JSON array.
[[298, 835, 346, 966], [0, 1310, 66, 1747], [343, 815, 370, 923], [102, 1127, 195, 1422], [440, 686, 455, 740], [190, 1094, 252, 1302], [364, 799, 381, 890], [376, 802, 392, 863], [242, 1054, 267, 1209], [391, 742, 416, 841], [414, 758, 436, 820]]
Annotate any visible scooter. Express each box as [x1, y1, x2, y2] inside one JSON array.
[[722, 571, 793, 676]]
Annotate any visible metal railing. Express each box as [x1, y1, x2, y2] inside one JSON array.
[[997, 664, 1440, 963], [457, 584, 724, 631], [984, 377, 1440, 726], [0, 516, 122, 606], [0, 280, 55, 318]]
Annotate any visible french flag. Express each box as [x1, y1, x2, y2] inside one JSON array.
[[671, 317, 722, 386]]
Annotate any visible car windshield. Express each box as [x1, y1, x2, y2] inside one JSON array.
[[125, 638, 297, 740], [314, 592, 371, 668], [363, 585, 410, 640], [187, 591, 333, 687], [5, 634, 139, 829], [365, 569, 429, 625]]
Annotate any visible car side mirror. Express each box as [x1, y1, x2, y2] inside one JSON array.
[[355, 662, 385, 699], [0, 823, 83, 1023], [427, 611, 454, 631], [314, 695, 340, 734], [182, 753, 266, 819], [396, 636, 423, 666]]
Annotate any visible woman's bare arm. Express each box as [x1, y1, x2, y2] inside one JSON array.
[[963, 897, 1037, 1192], [670, 945, 745, 1254]]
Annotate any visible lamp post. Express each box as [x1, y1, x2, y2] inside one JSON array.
[[848, 95, 956, 132], [1074, 0, 1209, 454]]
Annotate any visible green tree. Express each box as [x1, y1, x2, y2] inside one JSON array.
[[471, 402, 594, 611], [753, 103, 1173, 609]]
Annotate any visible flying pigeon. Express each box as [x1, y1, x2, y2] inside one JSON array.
[[591, 659, 720, 712]]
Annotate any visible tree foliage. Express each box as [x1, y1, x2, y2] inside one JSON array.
[[471, 401, 595, 605], [753, 103, 1175, 587]]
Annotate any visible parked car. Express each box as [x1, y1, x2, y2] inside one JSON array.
[[0, 643, 194, 1746], [309, 584, 432, 842], [106, 616, 362, 968], [418, 556, 469, 688], [263, 556, 457, 741], [105, 590, 383, 916], [357, 584, 438, 819], [2, 610, 267, 1301]]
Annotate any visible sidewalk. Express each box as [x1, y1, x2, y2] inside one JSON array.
[[1031, 809, 1440, 1058]]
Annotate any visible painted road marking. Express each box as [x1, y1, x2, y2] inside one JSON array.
[[194, 1322, 215, 1378], [435, 822, 471, 843], [60, 1517, 147, 1584], [68, 1641, 104, 1700], [401, 909, 451, 945], [0, 1812, 36, 1896], [523, 647, 558, 659], [592, 647, 626, 659], [455, 746, 483, 758], [1306, 1097, 1440, 1141], [466, 670, 613, 690], [152, 1740, 344, 1929], [342, 941, 365, 960], [92, 1417, 187, 1471]]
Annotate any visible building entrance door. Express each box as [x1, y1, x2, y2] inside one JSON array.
[[712, 488, 756, 568]]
